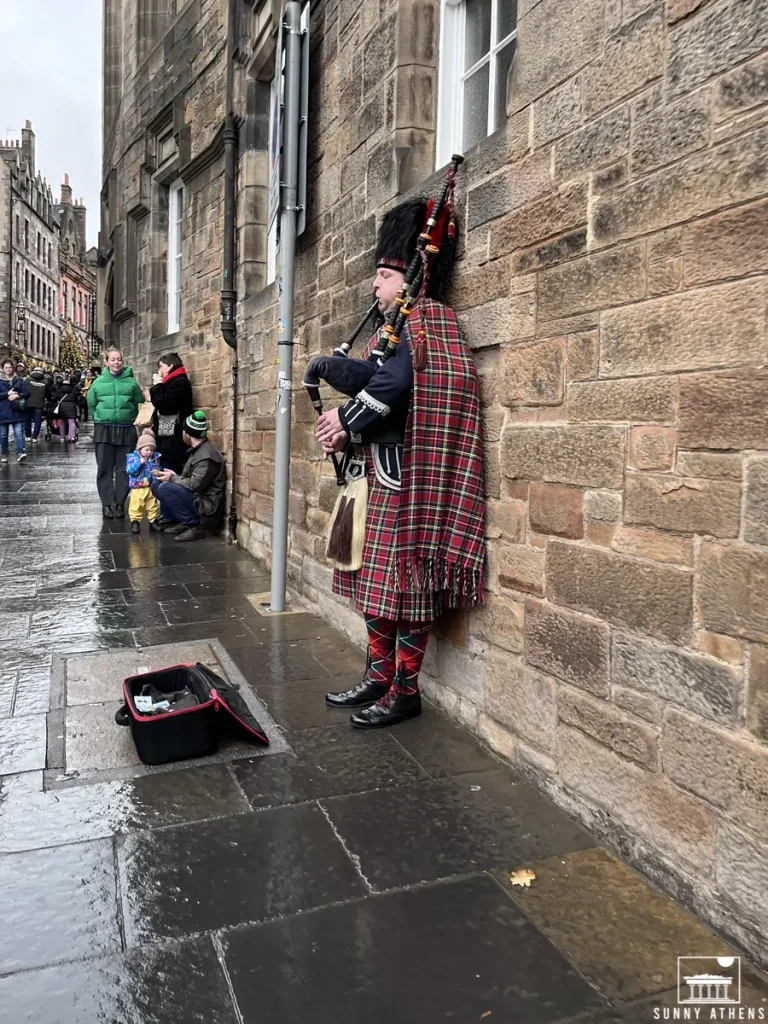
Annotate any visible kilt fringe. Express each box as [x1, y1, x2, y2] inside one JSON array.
[[392, 555, 484, 609]]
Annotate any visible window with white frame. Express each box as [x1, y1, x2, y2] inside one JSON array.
[[436, 0, 517, 169], [167, 179, 184, 333]]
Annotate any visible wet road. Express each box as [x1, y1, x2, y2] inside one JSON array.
[[0, 431, 764, 1023]]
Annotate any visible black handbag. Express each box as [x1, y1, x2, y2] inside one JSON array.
[[11, 397, 26, 413]]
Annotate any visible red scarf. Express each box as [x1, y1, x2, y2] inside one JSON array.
[[161, 366, 187, 384], [368, 299, 487, 607]]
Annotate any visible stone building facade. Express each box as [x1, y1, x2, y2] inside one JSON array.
[[102, 0, 768, 958], [0, 123, 61, 365], [56, 175, 97, 365]]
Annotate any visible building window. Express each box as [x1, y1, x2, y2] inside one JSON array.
[[436, 0, 517, 167], [62, 282, 67, 317], [31, 273, 36, 304], [36, 323, 41, 353], [36, 277, 41, 307], [15, 215, 19, 242], [36, 232, 41, 259], [25, 269, 29, 299], [48, 242, 52, 268], [167, 179, 184, 334], [15, 263, 20, 298], [24, 219, 29, 249]]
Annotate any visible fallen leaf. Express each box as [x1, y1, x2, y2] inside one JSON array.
[[509, 868, 536, 888], [481, 1013, 493, 1020]]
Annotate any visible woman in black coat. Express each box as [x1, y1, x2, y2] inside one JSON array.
[[144, 352, 194, 473], [52, 377, 80, 444]]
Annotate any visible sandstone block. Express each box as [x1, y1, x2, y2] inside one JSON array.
[[476, 713, 519, 763], [433, 609, 469, 648], [486, 499, 526, 541], [471, 594, 525, 654], [566, 331, 599, 381], [485, 649, 558, 753], [467, 152, 552, 231], [716, 822, 768, 936], [529, 483, 584, 538], [559, 724, 716, 873], [500, 339, 565, 406], [450, 258, 510, 312], [631, 93, 710, 176], [507, 0, 606, 116], [612, 527, 693, 567], [582, 7, 664, 118], [488, 183, 588, 258], [667, 0, 768, 98], [698, 631, 744, 666], [533, 76, 582, 148], [538, 242, 646, 321], [498, 542, 546, 595], [512, 228, 588, 275], [745, 458, 768, 546], [624, 473, 741, 537], [547, 542, 692, 643], [568, 377, 677, 422], [667, 0, 708, 22], [554, 106, 631, 183], [613, 685, 665, 725], [679, 370, 768, 450], [501, 424, 626, 488], [600, 281, 767, 377], [484, 442, 501, 500], [559, 687, 659, 769], [584, 489, 623, 523], [591, 125, 768, 245], [698, 542, 768, 644], [663, 709, 768, 840], [613, 631, 743, 723], [457, 293, 536, 349], [748, 646, 768, 742], [712, 52, 768, 123], [438, 643, 486, 704], [683, 200, 768, 287], [676, 450, 742, 480], [525, 599, 610, 696], [591, 160, 629, 195], [629, 427, 676, 471]]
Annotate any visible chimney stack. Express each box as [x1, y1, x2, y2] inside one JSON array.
[[73, 198, 87, 257], [60, 173, 72, 206], [21, 120, 35, 176]]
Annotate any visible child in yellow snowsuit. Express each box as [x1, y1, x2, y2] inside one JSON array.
[[126, 429, 162, 534]]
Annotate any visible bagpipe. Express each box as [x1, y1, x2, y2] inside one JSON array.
[[303, 154, 463, 570]]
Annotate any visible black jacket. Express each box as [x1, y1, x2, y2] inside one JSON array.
[[52, 383, 79, 420], [26, 372, 49, 410], [150, 370, 194, 472]]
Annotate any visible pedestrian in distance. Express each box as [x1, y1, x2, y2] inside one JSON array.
[[126, 429, 162, 534], [15, 363, 31, 440], [51, 375, 80, 443], [150, 411, 226, 543], [0, 358, 29, 464], [87, 347, 145, 520], [143, 352, 194, 473], [25, 367, 49, 443]]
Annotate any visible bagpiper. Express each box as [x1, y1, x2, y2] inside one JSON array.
[[313, 185, 487, 730]]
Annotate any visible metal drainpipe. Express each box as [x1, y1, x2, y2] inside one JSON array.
[[221, 0, 239, 540]]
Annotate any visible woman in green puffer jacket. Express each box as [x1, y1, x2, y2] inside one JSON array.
[[87, 348, 145, 519]]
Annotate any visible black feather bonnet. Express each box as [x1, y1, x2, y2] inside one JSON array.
[[375, 197, 459, 303]]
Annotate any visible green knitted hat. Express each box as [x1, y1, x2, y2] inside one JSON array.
[[184, 410, 208, 438]]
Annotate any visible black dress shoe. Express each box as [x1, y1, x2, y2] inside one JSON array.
[[326, 677, 391, 708], [113, 504, 125, 519], [102, 505, 114, 519], [148, 519, 163, 532], [350, 687, 422, 729], [174, 526, 206, 543], [130, 521, 140, 534], [156, 517, 177, 527]]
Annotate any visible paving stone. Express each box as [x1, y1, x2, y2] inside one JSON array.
[[118, 805, 367, 945], [0, 613, 30, 639], [12, 667, 50, 716], [222, 877, 604, 1024], [390, 709, 500, 778], [159, 595, 258, 624], [0, 713, 47, 774], [0, 763, 250, 854], [127, 564, 213, 589], [320, 769, 594, 891], [0, 936, 240, 1024], [66, 701, 142, 771], [0, 838, 121, 973], [66, 651, 146, 705]]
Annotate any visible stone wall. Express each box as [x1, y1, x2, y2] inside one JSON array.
[[234, 0, 768, 960], [103, 0, 768, 959]]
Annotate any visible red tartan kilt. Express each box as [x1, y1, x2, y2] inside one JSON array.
[[333, 465, 439, 623]]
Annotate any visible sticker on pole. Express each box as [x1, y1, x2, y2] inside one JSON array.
[[278, 317, 287, 334], [278, 377, 292, 391]]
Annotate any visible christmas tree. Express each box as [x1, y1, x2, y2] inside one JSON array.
[[58, 325, 83, 374]]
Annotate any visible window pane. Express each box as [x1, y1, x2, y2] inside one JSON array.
[[463, 63, 490, 151], [465, 0, 492, 70], [497, 0, 517, 41], [493, 38, 517, 132]]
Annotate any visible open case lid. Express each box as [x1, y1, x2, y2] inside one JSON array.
[[194, 663, 270, 745]]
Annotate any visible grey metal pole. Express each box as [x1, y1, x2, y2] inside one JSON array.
[[270, 0, 302, 612]]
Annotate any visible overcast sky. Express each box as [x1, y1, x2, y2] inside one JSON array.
[[0, 0, 102, 246]]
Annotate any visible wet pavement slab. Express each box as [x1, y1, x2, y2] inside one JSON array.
[[1, 430, 766, 1022]]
